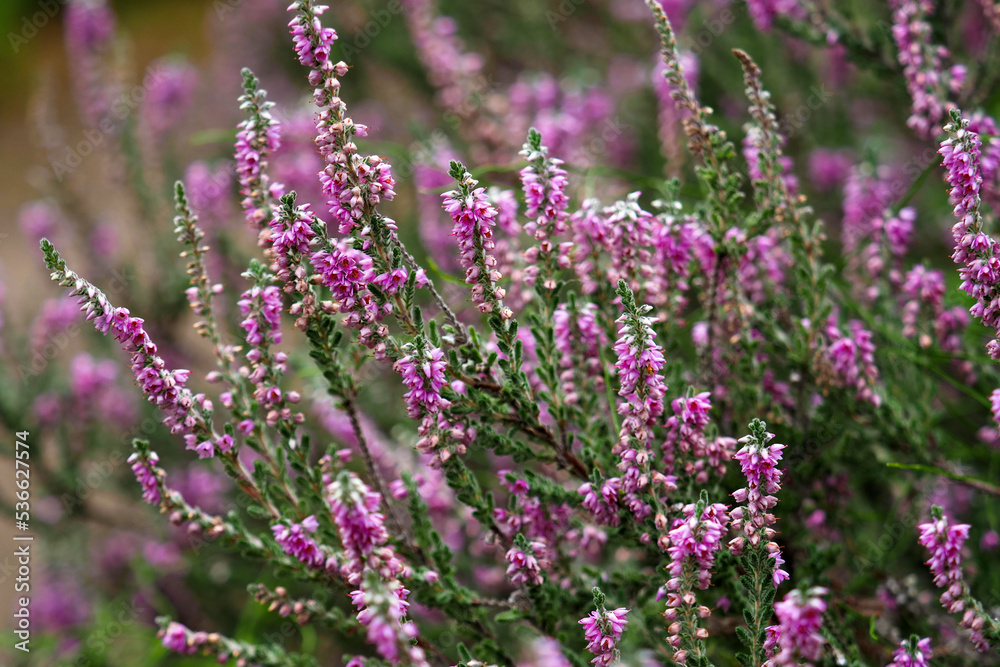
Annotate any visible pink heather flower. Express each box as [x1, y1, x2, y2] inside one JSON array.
[[504, 538, 548, 587], [665, 499, 729, 593], [887, 636, 933, 667], [442, 168, 512, 319], [613, 287, 667, 430], [553, 302, 607, 403], [326, 471, 402, 583], [128, 452, 161, 505], [890, 0, 965, 138], [771, 587, 827, 666], [238, 285, 284, 347], [612, 283, 669, 515], [940, 112, 1000, 360], [578, 479, 623, 527], [65, 0, 115, 54], [916, 508, 994, 651], [519, 130, 570, 288], [289, 3, 396, 245], [141, 59, 198, 142], [414, 143, 463, 272], [269, 202, 317, 269], [271, 516, 327, 569], [729, 420, 788, 585], [67, 353, 136, 426], [662, 501, 728, 662], [579, 603, 629, 666], [44, 245, 213, 439], [322, 153, 397, 237], [394, 343, 451, 419], [662, 391, 714, 476], [288, 3, 337, 68], [310, 240, 387, 350], [235, 70, 282, 229], [824, 317, 882, 407], [160, 621, 193, 654], [350, 576, 428, 667], [397, 0, 485, 114], [967, 111, 1000, 207]]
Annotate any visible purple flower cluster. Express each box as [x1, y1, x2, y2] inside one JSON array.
[[271, 516, 333, 571], [235, 73, 282, 229], [579, 605, 629, 666], [238, 285, 284, 347], [269, 203, 317, 273], [19, 201, 64, 246], [770, 586, 827, 666], [661, 499, 727, 662], [128, 451, 161, 505], [398, 0, 484, 112], [310, 240, 393, 352], [394, 343, 451, 419], [160, 621, 196, 654], [917, 509, 992, 651], [326, 471, 403, 583], [824, 317, 882, 407], [940, 113, 1000, 362], [288, 2, 336, 68], [442, 171, 512, 319], [30, 296, 80, 352], [288, 3, 397, 244], [349, 577, 426, 667], [729, 423, 789, 587], [613, 303, 667, 431], [665, 500, 728, 586], [553, 302, 607, 404], [519, 135, 571, 290], [504, 538, 549, 587], [519, 637, 573, 667], [94, 307, 203, 433], [966, 111, 1000, 207], [887, 636, 933, 667], [326, 470, 426, 666], [890, 0, 965, 138], [662, 391, 725, 480]]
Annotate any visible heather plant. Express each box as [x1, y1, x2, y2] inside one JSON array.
[[3, 0, 1000, 665]]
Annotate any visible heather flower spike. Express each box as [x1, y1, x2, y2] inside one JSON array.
[[770, 586, 828, 666], [580, 587, 629, 666], [443, 160, 514, 321], [887, 635, 933, 666], [731, 418, 787, 667], [664, 491, 728, 664], [917, 506, 1000, 652]]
